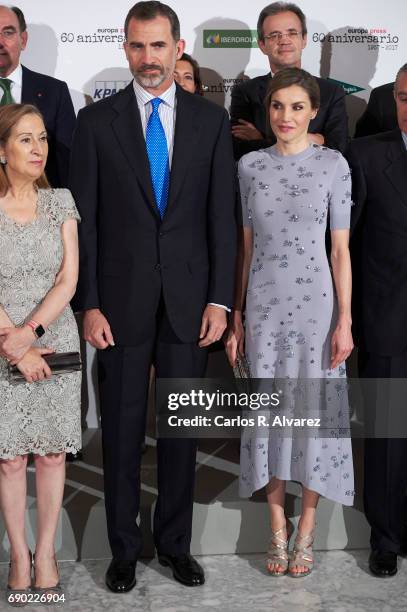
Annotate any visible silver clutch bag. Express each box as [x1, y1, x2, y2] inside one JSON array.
[[8, 351, 82, 383], [232, 353, 251, 379]]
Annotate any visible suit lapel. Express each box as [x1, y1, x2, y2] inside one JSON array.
[[257, 74, 271, 136], [383, 130, 407, 207], [21, 65, 39, 104], [166, 85, 199, 214], [111, 84, 158, 218], [257, 73, 270, 105]]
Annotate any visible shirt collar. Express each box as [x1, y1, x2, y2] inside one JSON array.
[[132, 78, 176, 108], [1, 63, 22, 86], [402, 130, 407, 151]]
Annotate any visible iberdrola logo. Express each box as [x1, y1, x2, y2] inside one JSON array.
[[206, 33, 221, 45], [203, 30, 258, 48]]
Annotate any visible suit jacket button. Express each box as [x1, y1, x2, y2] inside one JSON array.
[[159, 231, 165, 237], [155, 263, 161, 270]]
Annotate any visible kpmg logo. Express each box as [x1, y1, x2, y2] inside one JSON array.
[[93, 80, 130, 100], [203, 30, 258, 48]]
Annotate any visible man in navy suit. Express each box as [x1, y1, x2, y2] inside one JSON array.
[[348, 63, 407, 578], [70, 1, 236, 593], [231, 2, 348, 159], [0, 5, 76, 187]]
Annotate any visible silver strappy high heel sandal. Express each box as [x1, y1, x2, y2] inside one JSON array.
[[266, 519, 294, 577], [289, 531, 314, 577]]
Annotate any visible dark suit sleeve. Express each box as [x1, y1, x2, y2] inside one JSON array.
[[54, 81, 76, 187], [346, 141, 368, 348], [207, 109, 237, 308], [69, 108, 100, 312], [346, 142, 367, 234], [230, 82, 273, 160], [354, 88, 382, 138], [319, 85, 348, 153]]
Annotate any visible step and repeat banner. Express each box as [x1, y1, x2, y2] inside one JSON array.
[[15, 0, 407, 425], [20, 0, 406, 130]]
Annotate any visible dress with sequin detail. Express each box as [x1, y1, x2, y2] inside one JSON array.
[[0, 189, 81, 459], [238, 144, 354, 505]]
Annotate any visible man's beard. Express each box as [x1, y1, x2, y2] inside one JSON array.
[[134, 64, 170, 89]]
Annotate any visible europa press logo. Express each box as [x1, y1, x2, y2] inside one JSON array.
[[60, 27, 125, 47], [93, 80, 130, 100], [312, 27, 399, 51]]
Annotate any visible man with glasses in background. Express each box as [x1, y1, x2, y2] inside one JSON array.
[[231, 2, 348, 160]]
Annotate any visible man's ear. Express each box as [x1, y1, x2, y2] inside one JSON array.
[[258, 39, 268, 57], [20, 30, 28, 51], [176, 39, 186, 60]]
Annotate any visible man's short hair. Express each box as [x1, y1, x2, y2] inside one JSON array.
[[10, 6, 26, 33], [257, 2, 307, 42], [395, 63, 407, 90], [124, 1, 180, 41]]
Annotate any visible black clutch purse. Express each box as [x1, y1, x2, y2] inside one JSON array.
[[8, 351, 82, 383]]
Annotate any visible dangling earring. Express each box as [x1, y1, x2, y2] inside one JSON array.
[[0, 156, 6, 165]]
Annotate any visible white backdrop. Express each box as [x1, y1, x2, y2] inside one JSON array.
[[18, 0, 407, 119], [13, 0, 407, 426]]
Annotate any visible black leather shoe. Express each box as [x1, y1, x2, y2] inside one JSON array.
[[400, 526, 407, 556], [158, 553, 205, 586], [369, 550, 397, 577], [105, 559, 137, 592]]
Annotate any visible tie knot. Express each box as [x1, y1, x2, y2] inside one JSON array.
[[150, 97, 163, 112], [0, 78, 12, 92]]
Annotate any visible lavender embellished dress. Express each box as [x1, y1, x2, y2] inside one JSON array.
[[238, 144, 354, 505]]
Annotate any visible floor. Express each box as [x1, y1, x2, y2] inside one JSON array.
[[0, 550, 405, 611]]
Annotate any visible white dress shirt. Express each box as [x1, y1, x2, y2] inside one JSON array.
[[133, 79, 176, 167], [132, 78, 230, 313], [0, 64, 22, 103]]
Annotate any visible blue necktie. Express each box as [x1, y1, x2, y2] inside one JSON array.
[[146, 98, 170, 218]]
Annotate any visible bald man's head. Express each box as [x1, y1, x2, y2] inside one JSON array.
[[0, 5, 27, 77]]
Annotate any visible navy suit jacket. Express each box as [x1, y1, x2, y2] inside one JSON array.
[[21, 65, 76, 187], [354, 82, 397, 138], [230, 73, 349, 159], [348, 129, 407, 355], [70, 83, 237, 345]]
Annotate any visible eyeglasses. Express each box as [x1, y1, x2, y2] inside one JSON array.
[[264, 30, 302, 42]]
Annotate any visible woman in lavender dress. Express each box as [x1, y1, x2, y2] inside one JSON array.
[[226, 69, 354, 577]]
